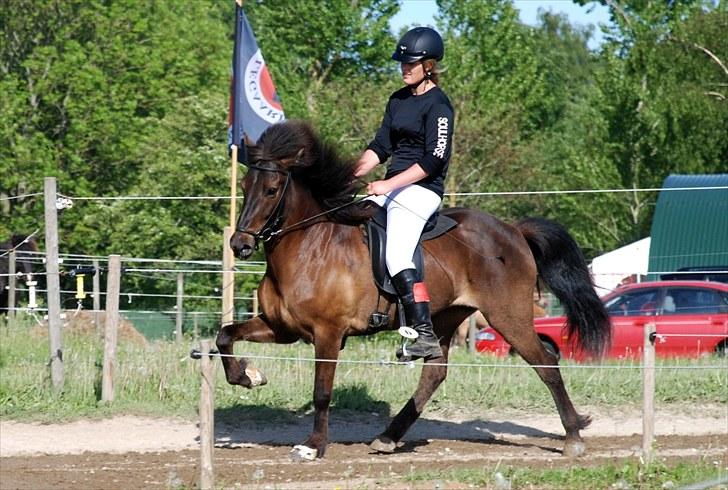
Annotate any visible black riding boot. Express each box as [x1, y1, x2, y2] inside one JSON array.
[[391, 269, 443, 361]]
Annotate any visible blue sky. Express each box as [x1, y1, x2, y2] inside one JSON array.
[[390, 0, 612, 49]]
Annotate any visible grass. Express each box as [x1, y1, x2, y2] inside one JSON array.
[[0, 316, 726, 422], [406, 458, 726, 489]]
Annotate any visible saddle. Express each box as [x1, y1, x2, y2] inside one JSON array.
[[365, 205, 457, 296]]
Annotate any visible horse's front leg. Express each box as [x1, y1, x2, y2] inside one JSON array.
[[215, 315, 297, 388], [290, 334, 341, 461]]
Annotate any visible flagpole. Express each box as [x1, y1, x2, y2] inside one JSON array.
[[223, 0, 244, 327], [229, 145, 238, 228], [230, 0, 242, 228]]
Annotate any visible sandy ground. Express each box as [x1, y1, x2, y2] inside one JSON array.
[[1, 406, 727, 457], [1, 406, 726, 489]]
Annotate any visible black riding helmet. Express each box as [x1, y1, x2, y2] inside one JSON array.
[[392, 27, 444, 63]]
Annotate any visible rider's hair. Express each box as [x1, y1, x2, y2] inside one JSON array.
[[423, 59, 439, 85]]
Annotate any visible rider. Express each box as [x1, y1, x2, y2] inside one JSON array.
[[354, 27, 454, 361]]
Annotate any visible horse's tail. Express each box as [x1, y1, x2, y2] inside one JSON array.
[[516, 217, 611, 357]]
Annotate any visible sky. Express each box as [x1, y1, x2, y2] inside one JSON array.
[[390, 0, 612, 50]]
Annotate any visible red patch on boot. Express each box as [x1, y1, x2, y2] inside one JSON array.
[[413, 282, 430, 302]]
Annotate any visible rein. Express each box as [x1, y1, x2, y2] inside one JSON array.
[[236, 164, 368, 249]]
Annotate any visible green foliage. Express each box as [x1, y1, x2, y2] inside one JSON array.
[[2, 0, 726, 291]]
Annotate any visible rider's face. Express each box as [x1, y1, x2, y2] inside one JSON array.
[[401, 61, 425, 85]]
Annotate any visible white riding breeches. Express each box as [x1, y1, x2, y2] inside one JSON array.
[[367, 184, 442, 277]]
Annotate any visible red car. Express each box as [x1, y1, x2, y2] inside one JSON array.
[[475, 281, 728, 359]]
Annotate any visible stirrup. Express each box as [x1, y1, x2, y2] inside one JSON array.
[[398, 326, 418, 339]]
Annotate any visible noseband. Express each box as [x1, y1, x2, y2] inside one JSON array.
[[235, 163, 291, 249]]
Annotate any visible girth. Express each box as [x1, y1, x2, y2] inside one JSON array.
[[365, 205, 457, 296]]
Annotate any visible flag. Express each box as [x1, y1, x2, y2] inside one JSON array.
[[227, 3, 285, 162]]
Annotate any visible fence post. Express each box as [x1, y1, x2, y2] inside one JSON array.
[[222, 227, 235, 325], [102, 255, 121, 402], [193, 312, 200, 341], [7, 251, 16, 319], [44, 177, 64, 393], [199, 339, 215, 490], [93, 259, 101, 334], [642, 322, 656, 462], [467, 314, 477, 354], [253, 289, 259, 317], [176, 272, 184, 343]]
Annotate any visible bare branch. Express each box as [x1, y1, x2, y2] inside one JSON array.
[[692, 43, 728, 77], [604, 0, 632, 30]]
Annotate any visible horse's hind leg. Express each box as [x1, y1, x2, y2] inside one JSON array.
[[492, 311, 589, 457], [215, 315, 298, 388], [370, 309, 465, 453]]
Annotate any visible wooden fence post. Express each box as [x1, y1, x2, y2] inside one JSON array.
[[642, 322, 656, 462], [199, 339, 215, 489], [222, 227, 235, 325], [93, 259, 101, 333], [252, 289, 259, 317], [44, 177, 64, 393], [7, 251, 16, 319], [176, 272, 184, 343], [193, 312, 200, 341], [102, 255, 121, 402]]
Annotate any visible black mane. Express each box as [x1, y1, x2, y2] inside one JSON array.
[[248, 120, 373, 224]]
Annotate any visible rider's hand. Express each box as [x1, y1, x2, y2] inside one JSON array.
[[366, 180, 391, 196]]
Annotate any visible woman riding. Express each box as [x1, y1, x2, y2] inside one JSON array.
[[354, 27, 454, 361]]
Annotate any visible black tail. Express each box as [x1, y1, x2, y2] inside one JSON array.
[[517, 217, 611, 357]]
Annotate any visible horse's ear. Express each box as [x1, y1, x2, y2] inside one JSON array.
[[294, 147, 305, 165], [282, 147, 307, 167]]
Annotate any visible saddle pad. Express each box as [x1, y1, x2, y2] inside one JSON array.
[[366, 206, 458, 295]]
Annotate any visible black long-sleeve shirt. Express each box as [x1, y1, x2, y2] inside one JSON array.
[[367, 86, 454, 198]]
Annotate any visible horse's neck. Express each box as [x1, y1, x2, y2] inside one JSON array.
[[263, 186, 361, 273]]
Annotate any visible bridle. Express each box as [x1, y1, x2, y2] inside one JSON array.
[[235, 160, 369, 250], [235, 162, 291, 248]]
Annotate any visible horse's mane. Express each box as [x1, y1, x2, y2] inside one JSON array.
[[248, 120, 374, 224]]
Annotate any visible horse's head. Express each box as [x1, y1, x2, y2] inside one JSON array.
[[231, 122, 312, 259], [230, 120, 365, 260]]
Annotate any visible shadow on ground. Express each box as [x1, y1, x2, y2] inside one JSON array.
[[212, 384, 561, 449]]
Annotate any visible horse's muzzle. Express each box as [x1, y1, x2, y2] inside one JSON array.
[[230, 232, 255, 260]]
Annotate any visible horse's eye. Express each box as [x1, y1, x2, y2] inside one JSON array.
[[266, 187, 278, 197]]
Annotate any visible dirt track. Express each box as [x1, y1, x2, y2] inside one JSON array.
[[1, 407, 726, 489]]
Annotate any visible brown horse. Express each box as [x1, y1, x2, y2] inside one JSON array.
[[217, 120, 610, 460]]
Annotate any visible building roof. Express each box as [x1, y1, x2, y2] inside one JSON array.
[[648, 174, 728, 280]]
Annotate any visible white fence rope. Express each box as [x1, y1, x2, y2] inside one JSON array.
[[195, 351, 727, 371]]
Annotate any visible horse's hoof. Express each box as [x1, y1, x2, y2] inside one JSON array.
[[563, 440, 586, 458], [290, 444, 317, 461], [370, 436, 396, 454], [245, 367, 267, 387]]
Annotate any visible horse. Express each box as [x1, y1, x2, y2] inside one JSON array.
[[0, 234, 40, 313], [216, 120, 610, 460]]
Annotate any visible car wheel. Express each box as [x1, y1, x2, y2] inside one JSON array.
[[716, 341, 727, 358], [541, 339, 560, 361]]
